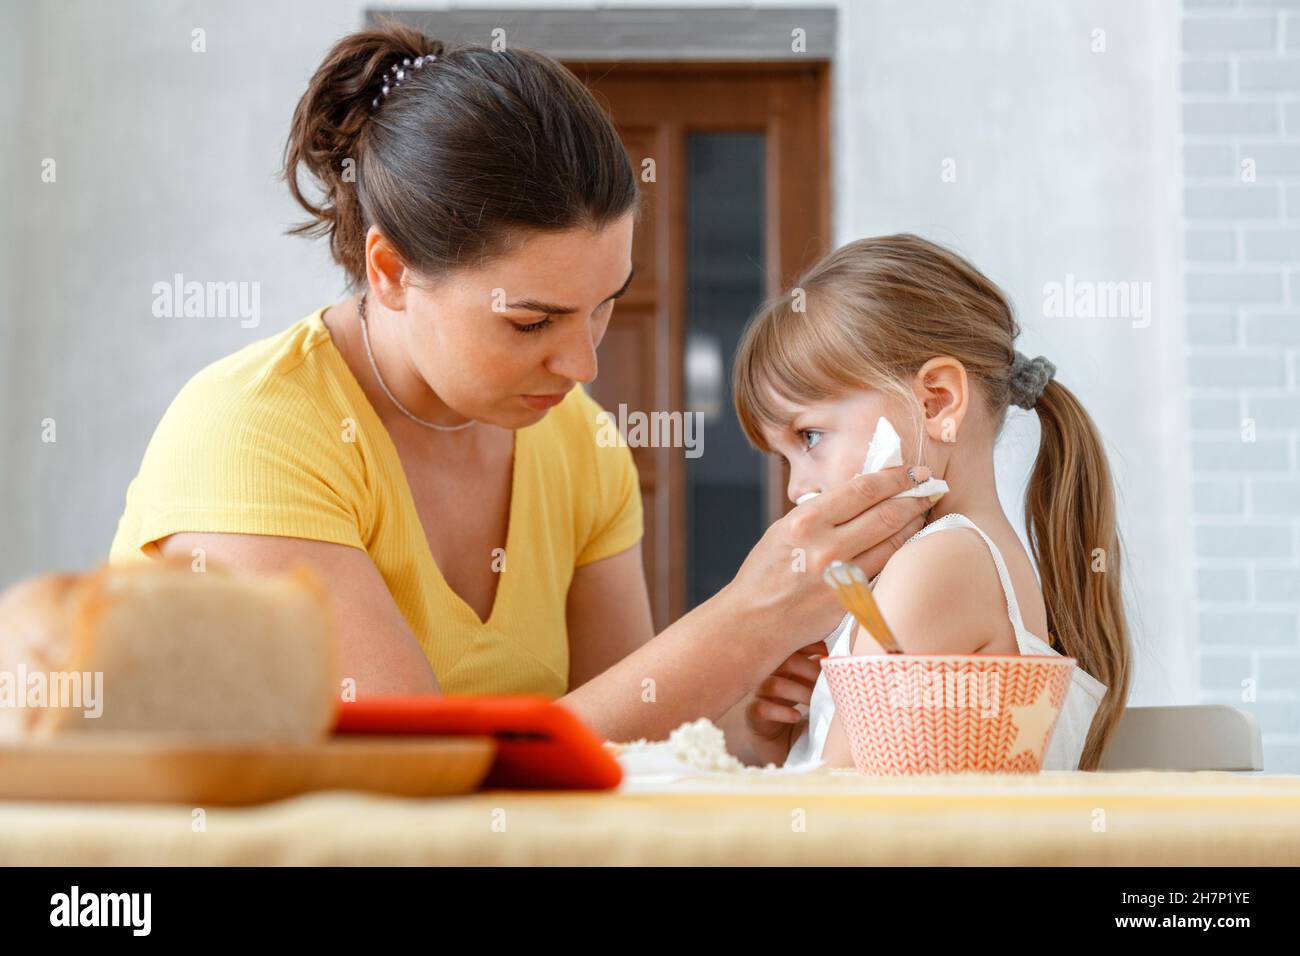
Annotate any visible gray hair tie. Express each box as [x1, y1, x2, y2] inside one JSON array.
[[1008, 351, 1056, 409]]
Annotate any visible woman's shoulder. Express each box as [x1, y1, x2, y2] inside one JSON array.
[[177, 309, 333, 399], [164, 308, 342, 432], [112, 309, 371, 562], [139, 308, 363, 489]]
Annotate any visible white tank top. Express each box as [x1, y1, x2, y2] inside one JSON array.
[[786, 512, 1108, 771]]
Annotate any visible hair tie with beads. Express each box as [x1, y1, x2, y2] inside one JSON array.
[[371, 53, 436, 110]]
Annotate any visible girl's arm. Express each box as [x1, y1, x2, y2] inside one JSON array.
[[821, 527, 1006, 766]]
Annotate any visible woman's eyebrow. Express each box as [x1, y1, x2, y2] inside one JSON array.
[[505, 266, 635, 315]]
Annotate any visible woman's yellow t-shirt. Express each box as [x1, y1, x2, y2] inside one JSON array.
[[108, 307, 643, 698]]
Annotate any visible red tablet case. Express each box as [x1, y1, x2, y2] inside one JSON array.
[[333, 695, 623, 791]]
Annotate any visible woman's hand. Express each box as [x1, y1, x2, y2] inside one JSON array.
[[562, 465, 936, 744], [745, 639, 828, 742], [720, 464, 936, 658]]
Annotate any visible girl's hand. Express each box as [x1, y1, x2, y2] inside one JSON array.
[[722, 464, 935, 658], [745, 639, 828, 742]]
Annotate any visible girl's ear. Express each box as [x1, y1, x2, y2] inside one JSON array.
[[911, 356, 968, 444]]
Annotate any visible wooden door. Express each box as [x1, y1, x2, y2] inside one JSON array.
[[569, 62, 831, 630]]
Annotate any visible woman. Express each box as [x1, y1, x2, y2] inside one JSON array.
[[109, 24, 934, 759]]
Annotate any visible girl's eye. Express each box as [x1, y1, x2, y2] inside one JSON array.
[[514, 317, 553, 335], [800, 429, 823, 451]]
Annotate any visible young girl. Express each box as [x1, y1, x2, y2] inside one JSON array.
[[732, 234, 1131, 771]]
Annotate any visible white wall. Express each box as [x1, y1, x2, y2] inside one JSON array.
[[1178, 0, 1300, 771], [827, 0, 1192, 706], [2, 0, 359, 585], [0, 0, 1193, 703]]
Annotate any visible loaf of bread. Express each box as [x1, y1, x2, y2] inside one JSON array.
[[0, 559, 338, 743]]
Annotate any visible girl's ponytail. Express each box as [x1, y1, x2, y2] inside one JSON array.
[[1025, 377, 1132, 770]]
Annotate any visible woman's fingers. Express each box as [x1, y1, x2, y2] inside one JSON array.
[[836, 495, 932, 579], [814, 464, 931, 527], [727, 458, 939, 662], [784, 464, 933, 579]]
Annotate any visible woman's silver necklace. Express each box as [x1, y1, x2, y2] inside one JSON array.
[[357, 291, 476, 432]]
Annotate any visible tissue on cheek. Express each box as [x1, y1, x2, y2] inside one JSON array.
[[793, 416, 949, 506], [863, 416, 950, 499]]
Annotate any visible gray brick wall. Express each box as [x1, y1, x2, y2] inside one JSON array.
[[1182, 0, 1300, 772]]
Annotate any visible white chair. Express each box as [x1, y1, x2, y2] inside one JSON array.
[[1099, 704, 1264, 772]]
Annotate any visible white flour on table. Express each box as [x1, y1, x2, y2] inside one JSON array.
[[607, 718, 794, 777]]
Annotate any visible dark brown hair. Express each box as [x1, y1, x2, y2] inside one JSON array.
[[283, 22, 638, 287]]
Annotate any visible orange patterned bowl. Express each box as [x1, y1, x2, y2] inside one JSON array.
[[820, 654, 1076, 774]]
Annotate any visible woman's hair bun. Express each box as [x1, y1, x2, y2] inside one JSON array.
[[282, 22, 443, 269], [281, 22, 637, 288]]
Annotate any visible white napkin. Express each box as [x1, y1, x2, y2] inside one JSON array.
[[795, 415, 949, 505]]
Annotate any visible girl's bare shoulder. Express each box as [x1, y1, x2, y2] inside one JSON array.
[[867, 524, 1018, 655]]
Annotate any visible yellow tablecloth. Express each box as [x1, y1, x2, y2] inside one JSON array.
[[2, 769, 1298, 865]]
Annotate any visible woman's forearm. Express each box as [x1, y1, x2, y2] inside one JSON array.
[[559, 468, 934, 743], [559, 581, 790, 743]]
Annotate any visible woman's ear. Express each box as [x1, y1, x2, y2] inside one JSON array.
[[911, 356, 968, 445], [365, 226, 409, 311]]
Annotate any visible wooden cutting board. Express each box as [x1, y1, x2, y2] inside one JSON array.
[[0, 735, 496, 805]]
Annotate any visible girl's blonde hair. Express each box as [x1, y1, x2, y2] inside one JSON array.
[[733, 233, 1131, 770]]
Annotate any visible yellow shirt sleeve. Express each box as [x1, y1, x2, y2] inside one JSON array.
[[110, 360, 369, 561], [573, 389, 644, 567]]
